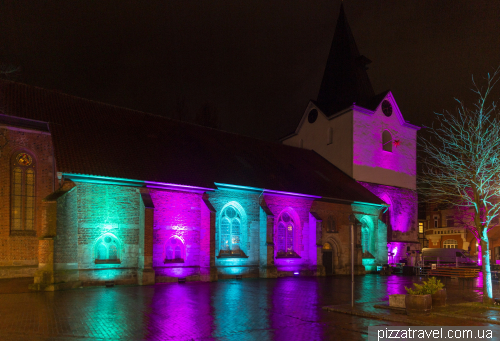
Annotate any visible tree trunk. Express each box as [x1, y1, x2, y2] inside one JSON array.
[[480, 236, 494, 304]]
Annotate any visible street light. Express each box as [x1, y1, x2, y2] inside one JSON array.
[[349, 214, 356, 308]]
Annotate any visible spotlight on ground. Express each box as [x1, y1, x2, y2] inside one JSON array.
[[294, 272, 299, 276]]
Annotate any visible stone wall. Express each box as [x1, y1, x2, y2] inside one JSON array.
[[263, 194, 314, 276], [76, 183, 141, 284], [150, 189, 203, 282], [209, 188, 261, 279]]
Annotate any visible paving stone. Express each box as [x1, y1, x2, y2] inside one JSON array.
[[0, 274, 499, 340]]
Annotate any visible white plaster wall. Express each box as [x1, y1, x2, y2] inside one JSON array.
[[352, 98, 417, 190], [283, 104, 354, 177]]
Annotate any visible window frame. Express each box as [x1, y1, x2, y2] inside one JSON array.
[[276, 210, 300, 258], [443, 239, 458, 249], [94, 234, 121, 264], [382, 130, 392, 152], [164, 236, 185, 263], [217, 204, 248, 258], [10, 151, 36, 235]]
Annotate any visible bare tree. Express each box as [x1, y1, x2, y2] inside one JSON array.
[[419, 68, 500, 304]]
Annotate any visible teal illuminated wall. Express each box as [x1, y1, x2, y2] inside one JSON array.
[[75, 183, 141, 282]]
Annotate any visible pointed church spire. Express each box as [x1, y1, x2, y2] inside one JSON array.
[[316, 3, 375, 116]]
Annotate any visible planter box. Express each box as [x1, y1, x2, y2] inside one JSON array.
[[405, 294, 432, 315], [389, 294, 406, 308], [431, 288, 447, 307]]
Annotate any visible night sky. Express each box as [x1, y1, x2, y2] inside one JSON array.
[[1, 0, 499, 141]]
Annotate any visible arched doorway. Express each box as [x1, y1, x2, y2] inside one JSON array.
[[322, 242, 333, 275]]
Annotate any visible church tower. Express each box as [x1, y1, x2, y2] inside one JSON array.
[[281, 3, 421, 267]]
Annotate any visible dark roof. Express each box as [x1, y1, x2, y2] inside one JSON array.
[[316, 3, 376, 116], [0, 79, 384, 205]]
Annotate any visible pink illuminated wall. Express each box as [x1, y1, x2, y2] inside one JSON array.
[[150, 189, 203, 278], [352, 94, 419, 191], [263, 194, 314, 270]]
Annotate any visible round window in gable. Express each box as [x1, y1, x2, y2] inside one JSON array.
[[381, 100, 393, 117], [308, 109, 318, 123]]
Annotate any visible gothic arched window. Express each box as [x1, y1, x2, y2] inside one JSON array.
[[164, 237, 185, 263], [218, 205, 247, 258], [94, 234, 121, 264], [276, 210, 300, 258], [382, 130, 392, 152], [11, 152, 36, 232]]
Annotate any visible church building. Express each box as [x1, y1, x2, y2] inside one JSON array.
[[0, 4, 418, 290], [281, 5, 420, 268]]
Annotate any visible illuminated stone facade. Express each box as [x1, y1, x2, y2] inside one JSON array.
[[281, 6, 420, 266], [0, 3, 391, 289]]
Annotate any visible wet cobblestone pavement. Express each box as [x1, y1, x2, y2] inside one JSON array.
[[0, 275, 499, 340]]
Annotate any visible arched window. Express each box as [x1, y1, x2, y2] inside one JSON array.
[[94, 234, 121, 264], [164, 237, 185, 263], [276, 210, 300, 258], [443, 239, 458, 249], [382, 130, 392, 152], [218, 205, 247, 257], [11, 152, 36, 232]]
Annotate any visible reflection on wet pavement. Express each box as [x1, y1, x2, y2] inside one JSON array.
[[0, 274, 498, 340]]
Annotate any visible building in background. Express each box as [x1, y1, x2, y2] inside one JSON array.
[[420, 204, 500, 265]]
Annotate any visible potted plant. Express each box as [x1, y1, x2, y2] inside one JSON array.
[[405, 277, 444, 315], [428, 277, 447, 307]]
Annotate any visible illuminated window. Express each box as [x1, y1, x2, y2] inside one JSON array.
[[164, 237, 184, 263], [443, 239, 457, 249], [382, 130, 392, 152], [276, 210, 300, 258], [11, 152, 36, 232], [218, 205, 247, 258], [418, 222, 424, 233], [94, 235, 121, 264]]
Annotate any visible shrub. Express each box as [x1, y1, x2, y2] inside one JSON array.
[[405, 277, 444, 295]]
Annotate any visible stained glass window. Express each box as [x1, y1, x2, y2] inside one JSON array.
[[166, 245, 174, 260], [109, 244, 118, 259], [221, 218, 230, 250], [175, 246, 181, 259], [97, 243, 107, 260], [277, 222, 286, 252], [11, 168, 22, 230], [11, 152, 36, 232], [220, 206, 243, 252], [277, 211, 297, 257]]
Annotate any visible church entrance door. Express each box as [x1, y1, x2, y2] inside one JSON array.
[[323, 251, 333, 275]]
